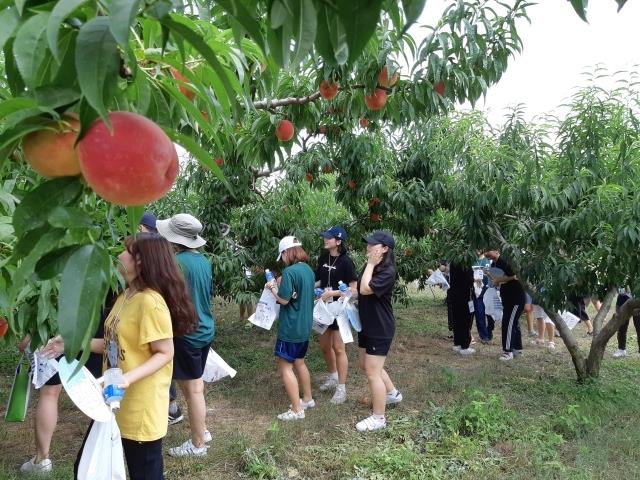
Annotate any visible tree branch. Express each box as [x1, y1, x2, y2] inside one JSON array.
[[592, 287, 616, 336], [252, 84, 393, 109]]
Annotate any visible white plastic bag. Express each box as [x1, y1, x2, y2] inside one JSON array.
[[312, 319, 329, 335], [483, 287, 503, 323], [249, 288, 280, 330], [313, 300, 335, 326], [560, 311, 580, 330], [202, 348, 237, 382], [32, 352, 59, 389], [344, 303, 362, 332], [77, 415, 126, 480], [425, 270, 449, 290], [336, 314, 353, 343]]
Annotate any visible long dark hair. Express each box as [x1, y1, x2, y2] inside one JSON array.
[[125, 233, 197, 336], [375, 248, 396, 276]]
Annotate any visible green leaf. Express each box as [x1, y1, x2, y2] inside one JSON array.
[[48, 206, 94, 229], [291, 0, 317, 64], [14, 12, 50, 89], [215, 0, 266, 53], [0, 97, 38, 120], [109, 0, 141, 46], [47, 0, 88, 63], [59, 244, 110, 360], [338, 0, 384, 64], [401, 0, 427, 33], [0, 118, 49, 151], [34, 86, 81, 110], [570, 0, 588, 22], [270, 0, 288, 29], [75, 16, 120, 123], [14, 0, 26, 15], [13, 177, 84, 237], [35, 245, 82, 280], [127, 206, 144, 235], [164, 130, 233, 195], [0, 6, 19, 52]]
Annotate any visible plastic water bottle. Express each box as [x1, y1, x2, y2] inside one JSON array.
[[314, 288, 324, 298], [103, 367, 125, 410], [338, 281, 351, 298], [265, 269, 274, 283]]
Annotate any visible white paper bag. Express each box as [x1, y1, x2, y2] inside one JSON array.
[[313, 300, 335, 326], [202, 348, 237, 382], [249, 288, 280, 330], [77, 415, 126, 480]]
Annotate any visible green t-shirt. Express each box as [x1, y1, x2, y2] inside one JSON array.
[[277, 262, 315, 343], [176, 251, 215, 348]]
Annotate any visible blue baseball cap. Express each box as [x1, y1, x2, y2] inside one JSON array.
[[140, 211, 157, 232], [320, 226, 348, 241], [363, 230, 395, 249]]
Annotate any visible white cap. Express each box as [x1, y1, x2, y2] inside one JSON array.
[[277, 236, 302, 261]]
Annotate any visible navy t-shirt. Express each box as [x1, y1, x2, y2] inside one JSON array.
[[358, 265, 396, 339]]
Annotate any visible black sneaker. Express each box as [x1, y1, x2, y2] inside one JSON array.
[[168, 407, 184, 425]]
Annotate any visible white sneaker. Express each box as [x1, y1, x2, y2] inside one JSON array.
[[319, 375, 338, 392], [20, 458, 52, 474], [277, 409, 305, 421], [613, 349, 627, 358], [204, 429, 212, 443], [452, 345, 462, 352], [386, 390, 403, 405], [459, 347, 476, 355], [356, 415, 386, 432], [499, 352, 514, 361], [330, 388, 346, 405], [514, 349, 523, 357], [168, 439, 208, 458], [547, 342, 556, 351], [289, 398, 316, 410]]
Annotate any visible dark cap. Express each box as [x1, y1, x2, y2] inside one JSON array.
[[140, 211, 157, 232], [320, 226, 348, 241], [363, 230, 395, 249]]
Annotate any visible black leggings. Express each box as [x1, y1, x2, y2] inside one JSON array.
[[451, 300, 473, 349]]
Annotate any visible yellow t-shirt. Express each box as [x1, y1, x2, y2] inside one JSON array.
[[103, 289, 173, 441]]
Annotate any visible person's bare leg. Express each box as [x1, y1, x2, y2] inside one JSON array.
[[278, 358, 301, 412], [545, 322, 556, 342], [537, 317, 545, 341], [293, 359, 312, 402], [364, 354, 388, 416], [319, 329, 337, 375], [178, 379, 206, 448], [585, 319, 594, 334], [332, 331, 348, 385], [34, 384, 62, 462]]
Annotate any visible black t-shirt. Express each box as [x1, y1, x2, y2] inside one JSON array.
[[357, 265, 396, 339], [448, 263, 473, 301], [494, 257, 525, 304], [315, 252, 358, 290]]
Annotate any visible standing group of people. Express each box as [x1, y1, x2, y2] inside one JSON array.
[[264, 227, 402, 432]]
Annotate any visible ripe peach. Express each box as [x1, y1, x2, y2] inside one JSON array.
[[78, 112, 179, 206], [319, 80, 339, 100], [319, 125, 327, 134], [215, 157, 224, 167], [378, 65, 398, 88], [170, 68, 195, 101], [370, 213, 382, 222], [22, 115, 81, 177], [0, 317, 8, 337], [434, 81, 446, 96], [348, 179, 357, 190], [359, 118, 369, 128], [276, 120, 295, 141], [364, 89, 387, 110], [305, 172, 314, 182]]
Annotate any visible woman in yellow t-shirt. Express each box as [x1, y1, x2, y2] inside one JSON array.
[[46, 233, 197, 479]]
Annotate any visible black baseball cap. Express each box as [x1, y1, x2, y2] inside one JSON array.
[[320, 226, 348, 241], [362, 230, 395, 249], [140, 211, 158, 232]]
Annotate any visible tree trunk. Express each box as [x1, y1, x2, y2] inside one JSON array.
[[547, 310, 587, 382], [586, 297, 640, 378]]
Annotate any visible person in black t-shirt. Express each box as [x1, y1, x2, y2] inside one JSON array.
[[484, 250, 525, 361], [355, 231, 402, 433], [315, 226, 358, 405], [448, 262, 475, 355]]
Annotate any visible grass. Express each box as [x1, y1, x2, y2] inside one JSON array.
[[1, 290, 640, 479]]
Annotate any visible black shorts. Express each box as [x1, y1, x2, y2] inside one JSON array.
[[327, 318, 339, 331], [358, 334, 392, 356], [172, 337, 210, 380]]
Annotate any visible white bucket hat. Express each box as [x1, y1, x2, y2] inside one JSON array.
[[156, 213, 206, 249], [277, 235, 302, 261]]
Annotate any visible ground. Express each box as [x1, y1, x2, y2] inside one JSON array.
[[1, 290, 640, 479]]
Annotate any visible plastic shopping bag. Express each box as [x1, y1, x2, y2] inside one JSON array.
[[336, 314, 354, 344], [560, 311, 580, 330], [249, 288, 280, 330], [203, 348, 237, 382], [425, 270, 449, 290], [313, 300, 335, 326], [344, 303, 362, 332], [77, 415, 126, 480], [312, 319, 329, 335], [5, 353, 32, 422], [32, 351, 59, 389], [483, 287, 503, 323]]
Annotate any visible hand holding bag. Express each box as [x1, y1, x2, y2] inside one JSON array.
[[5, 353, 32, 422]]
